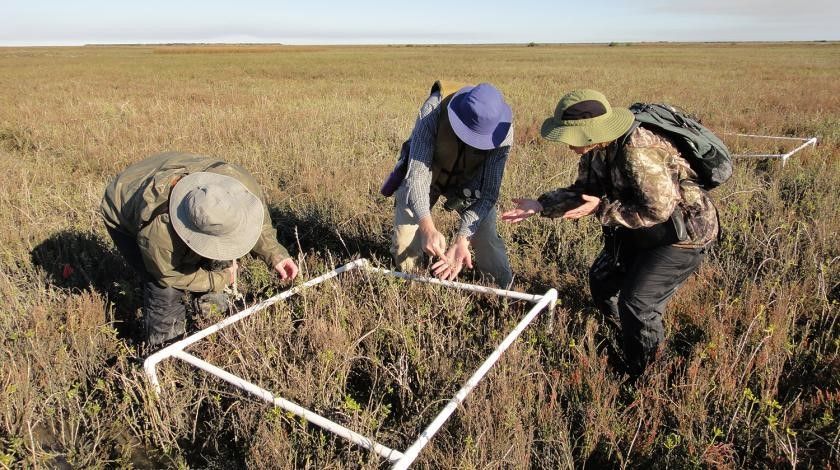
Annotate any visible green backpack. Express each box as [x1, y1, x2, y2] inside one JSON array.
[[626, 103, 733, 189]]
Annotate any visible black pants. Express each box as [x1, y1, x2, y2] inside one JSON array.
[[106, 226, 188, 346], [589, 242, 705, 374], [106, 226, 228, 347]]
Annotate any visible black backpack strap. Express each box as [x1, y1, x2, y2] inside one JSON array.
[[601, 120, 640, 185], [616, 120, 640, 152]]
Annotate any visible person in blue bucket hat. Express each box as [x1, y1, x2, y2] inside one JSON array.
[[386, 81, 514, 287]]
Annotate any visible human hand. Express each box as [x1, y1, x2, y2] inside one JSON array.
[[562, 194, 601, 219], [274, 257, 299, 281], [418, 217, 447, 259], [431, 236, 472, 281], [501, 198, 543, 223]]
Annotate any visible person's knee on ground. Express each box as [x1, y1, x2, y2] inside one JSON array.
[[391, 225, 423, 272], [143, 281, 188, 347], [391, 190, 425, 272], [476, 259, 513, 289], [470, 209, 513, 288], [492, 265, 513, 289]]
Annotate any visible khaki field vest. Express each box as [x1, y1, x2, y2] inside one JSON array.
[[429, 81, 492, 194]]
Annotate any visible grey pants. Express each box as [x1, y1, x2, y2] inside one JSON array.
[[107, 226, 230, 347], [390, 185, 513, 288], [589, 242, 705, 374]]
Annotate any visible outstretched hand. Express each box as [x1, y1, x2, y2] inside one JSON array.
[[274, 257, 299, 281], [501, 198, 543, 223], [562, 194, 601, 219]]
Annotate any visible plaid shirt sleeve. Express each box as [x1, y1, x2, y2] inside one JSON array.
[[402, 93, 442, 221], [403, 93, 512, 239], [457, 133, 511, 238]]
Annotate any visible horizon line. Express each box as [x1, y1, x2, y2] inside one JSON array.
[[2, 39, 838, 48]]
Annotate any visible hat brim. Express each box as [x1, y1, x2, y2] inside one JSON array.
[[447, 86, 513, 150], [540, 107, 634, 147], [169, 172, 264, 261]]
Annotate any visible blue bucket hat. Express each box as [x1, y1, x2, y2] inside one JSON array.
[[446, 83, 512, 150]]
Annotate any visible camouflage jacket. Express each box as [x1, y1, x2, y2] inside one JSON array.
[[101, 152, 290, 292], [538, 126, 718, 248]]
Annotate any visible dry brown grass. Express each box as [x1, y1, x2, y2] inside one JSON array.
[[0, 42, 838, 468]]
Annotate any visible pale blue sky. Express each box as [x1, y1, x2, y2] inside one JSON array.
[[3, 0, 838, 46]]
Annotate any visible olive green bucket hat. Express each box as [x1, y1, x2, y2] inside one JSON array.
[[540, 89, 635, 147]]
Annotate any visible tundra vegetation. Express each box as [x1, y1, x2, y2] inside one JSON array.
[[0, 42, 838, 468]]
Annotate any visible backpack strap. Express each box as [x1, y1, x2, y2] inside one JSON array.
[[605, 117, 641, 171], [595, 120, 640, 191], [615, 120, 640, 154]]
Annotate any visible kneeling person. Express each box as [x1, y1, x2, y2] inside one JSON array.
[[390, 81, 514, 288], [100, 152, 299, 347]]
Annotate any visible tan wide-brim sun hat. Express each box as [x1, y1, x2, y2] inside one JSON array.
[[540, 89, 635, 147], [169, 172, 264, 261]]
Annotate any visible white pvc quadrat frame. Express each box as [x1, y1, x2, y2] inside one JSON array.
[[728, 133, 818, 166], [144, 258, 557, 469]]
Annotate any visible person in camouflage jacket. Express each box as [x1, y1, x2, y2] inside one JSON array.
[[101, 152, 299, 348], [502, 90, 718, 375]]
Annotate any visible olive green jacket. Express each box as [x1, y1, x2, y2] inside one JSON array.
[[100, 152, 290, 292]]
